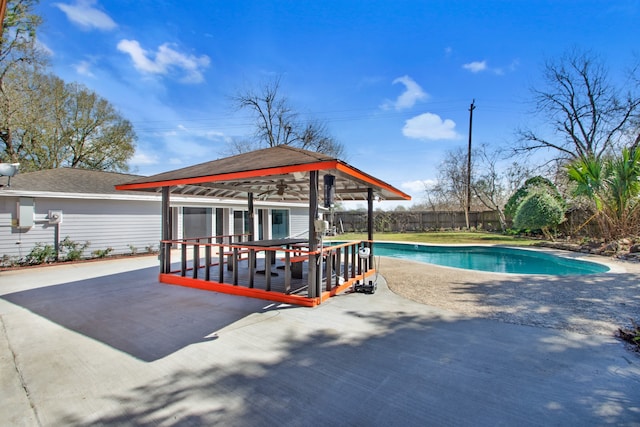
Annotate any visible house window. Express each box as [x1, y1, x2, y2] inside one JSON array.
[[271, 209, 289, 239], [183, 207, 212, 239]]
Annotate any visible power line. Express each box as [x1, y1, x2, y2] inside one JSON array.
[[129, 98, 521, 135]]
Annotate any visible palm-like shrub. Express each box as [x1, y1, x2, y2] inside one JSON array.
[[567, 148, 640, 240]]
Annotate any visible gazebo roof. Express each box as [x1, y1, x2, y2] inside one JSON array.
[[116, 145, 411, 202]]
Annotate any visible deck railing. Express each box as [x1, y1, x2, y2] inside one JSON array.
[[157, 235, 375, 306], [160, 233, 250, 274]]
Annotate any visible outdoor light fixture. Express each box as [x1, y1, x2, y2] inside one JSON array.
[[323, 174, 335, 208]]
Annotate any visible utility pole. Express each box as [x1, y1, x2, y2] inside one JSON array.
[[466, 99, 476, 229]]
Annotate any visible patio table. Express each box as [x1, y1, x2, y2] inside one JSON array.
[[242, 238, 309, 290]]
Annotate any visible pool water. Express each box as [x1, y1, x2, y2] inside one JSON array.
[[370, 242, 609, 275]]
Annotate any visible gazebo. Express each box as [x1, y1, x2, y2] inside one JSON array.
[[116, 146, 410, 306]]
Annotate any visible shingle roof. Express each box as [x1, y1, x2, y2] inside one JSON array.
[[0, 168, 143, 195], [117, 145, 411, 202], [123, 145, 335, 186]]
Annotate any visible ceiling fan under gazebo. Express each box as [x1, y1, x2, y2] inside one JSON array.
[[257, 179, 288, 198]]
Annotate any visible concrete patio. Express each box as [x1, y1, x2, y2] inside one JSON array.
[[1, 256, 639, 426]]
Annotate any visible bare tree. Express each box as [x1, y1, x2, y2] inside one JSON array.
[[472, 145, 532, 231], [426, 145, 533, 231], [516, 48, 640, 163], [297, 119, 346, 158], [432, 146, 476, 214], [232, 76, 295, 147], [230, 75, 345, 157], [221, 137, 263, 157]]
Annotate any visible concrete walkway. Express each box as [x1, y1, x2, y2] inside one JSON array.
[[1, 257, 639, 426]]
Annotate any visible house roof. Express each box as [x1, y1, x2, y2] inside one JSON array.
[[0, 168, 143, 195], [116, 145, 411, 202]]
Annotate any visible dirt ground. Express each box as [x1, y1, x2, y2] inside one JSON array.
[[378, 252, 640, 337]]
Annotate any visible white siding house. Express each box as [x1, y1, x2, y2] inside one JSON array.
[[0, 168, 309, 264]]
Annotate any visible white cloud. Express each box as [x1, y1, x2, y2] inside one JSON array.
[[401, 179, 437, 193], [54, 0, 117, 31], [402, 113, 461, 141], [117, 39, 211, 83], [74, 60, 95, 77], [462, 60, 487, 73], [146, 124, 228, 161], [463, 59, 517, 75], [130, 151, 159, 166], [381, 75, 428, 110]]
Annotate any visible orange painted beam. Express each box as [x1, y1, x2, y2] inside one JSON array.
[[158, 268, 369, 307], [159, 274, 321, 307], [335, 163, 411, 200], [116, 161, 339, 191], [320, 269, 376, 302], [115, 158, 410, 200]]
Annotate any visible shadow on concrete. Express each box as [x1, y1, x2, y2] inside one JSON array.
[[1, 266, 274, 361], [381, 257, 640, 335], [448, 271, 640, 334], [3, 262, 639, 425], [53, 309, 640, 426]]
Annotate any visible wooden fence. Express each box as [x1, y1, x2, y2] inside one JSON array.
[[333, 210, 505, 233], [333, 209, 605, 237]]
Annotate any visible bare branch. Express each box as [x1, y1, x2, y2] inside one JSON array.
[[230, 75, 345, 157], [517, 48, 640, 165]]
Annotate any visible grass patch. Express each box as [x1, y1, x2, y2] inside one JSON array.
[[327, 231, 540, 246]]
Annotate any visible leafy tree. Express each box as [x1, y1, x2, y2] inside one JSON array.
[[0, 0, 43, 69], [1, 68, 136, 172], [516, 48, 640, 163], [0, 1, 135, 172], [567, 148, 640, 239], [513, 190, 566, 240], [230, 75, 345, 158], [0, 0, 47, 162]]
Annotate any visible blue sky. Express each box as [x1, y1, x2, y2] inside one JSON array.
[[36, 1, 640, 207]]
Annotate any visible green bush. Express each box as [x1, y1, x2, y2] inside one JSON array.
[[513, 191, 565, 239], [26, 243, 57, 265], [59, 236, 90, 261], [505, 176, 563, 219], [91, 247, 113, 258]]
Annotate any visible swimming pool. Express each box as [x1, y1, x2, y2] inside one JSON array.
[[367, 242, 610, 275]]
